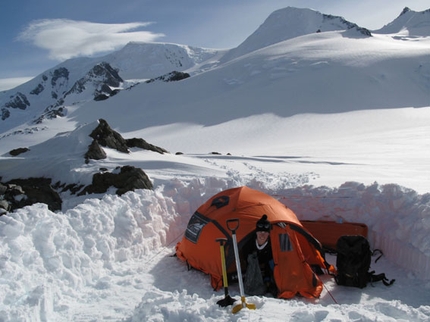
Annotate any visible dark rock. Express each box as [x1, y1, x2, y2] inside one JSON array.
[[9, 147, 30, 156], [65, 62, 123, 101], [5, 92, 30, 110], [0, 183, 6, 195], [59, 183, 84, 194], [85, 140, 107, 163], [3, 178, 62, 212], [89, 119, 129, 153], [30, 84, 45, 95], [146, 71, 190, 83], [90, 62, 123, 87], [126, 138, 168, 154], [51, 67, 70, 87], [85, 119, 169, 161], [0, 199, 9, 213], [33, 99, 66, 124], [79, 165, 153, 196], [1, 108, 10, 120]]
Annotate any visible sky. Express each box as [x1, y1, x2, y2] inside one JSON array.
[[1, 0, 430, 90]]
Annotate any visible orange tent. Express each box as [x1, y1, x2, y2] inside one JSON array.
[[176, 186, 335, 299]]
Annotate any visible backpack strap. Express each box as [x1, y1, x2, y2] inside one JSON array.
[[368, 271, 395, 286], [372, 248, 384, 263]]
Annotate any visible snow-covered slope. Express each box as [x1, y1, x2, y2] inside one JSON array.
[[1, 7, 429, 138], [106, 42, 222, 80], [0, 43, 221, 132], [375, 7, 430, 36], [221, 6, 371, 63]]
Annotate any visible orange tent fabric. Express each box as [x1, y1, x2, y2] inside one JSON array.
[[176, 186, 335, 299]]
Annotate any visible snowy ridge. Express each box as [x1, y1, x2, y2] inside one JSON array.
[[375, 7, 430, 36], [1, 7, 429, 136], [220, 6, 371, 62], [0, 42, 220, 132], [102, 41, 221, 80]]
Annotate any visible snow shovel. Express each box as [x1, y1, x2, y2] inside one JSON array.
[[216, 238, 236, 307], [226, 218, 256, 314]]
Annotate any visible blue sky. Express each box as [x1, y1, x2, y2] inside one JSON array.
[[1, 0, 429, 90]]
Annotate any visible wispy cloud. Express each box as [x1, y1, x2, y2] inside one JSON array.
[[0, 77, 33, 91], [18, 19, 165, 61]]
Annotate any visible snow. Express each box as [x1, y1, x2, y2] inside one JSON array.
[[1, 6, 430, 322]]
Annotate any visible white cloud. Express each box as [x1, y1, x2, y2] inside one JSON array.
[[0, 77, 33, 91], [18, 19, 165, 61]]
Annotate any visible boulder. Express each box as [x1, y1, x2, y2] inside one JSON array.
[[1, 178, 62, 213], [89, 119, 129, 153], [126, 138, 168, 154], [9, 147, 30, 156], [79, 165, 153, 196], [85, 140, 107, 163]]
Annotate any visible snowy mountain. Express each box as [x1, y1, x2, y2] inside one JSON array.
[[1, 6, 430, 321], [1, 7, 430, 135], [220, 6, 371, 62], [0, 4, 429, 187], [1, 5, 429, 202], [375, 7, 430, 36], [0, 43, 220, 131]]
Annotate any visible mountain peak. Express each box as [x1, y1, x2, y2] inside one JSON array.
[[400, 7, 411, 16], [221, 7, 370, 62], [375, 7, 430, 36]]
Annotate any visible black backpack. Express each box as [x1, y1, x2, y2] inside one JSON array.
[[335, 235, 395, 288]]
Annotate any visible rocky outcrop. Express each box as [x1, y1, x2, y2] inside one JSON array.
[[85, 119, 168, 163], [84, 140, 107, 161], [0, 178, 62, 213], [89, 118, 130, 153], [126, 138, 168, 154], [1, 119, 166, 214], [146, 71, 190, 83], [4, 92, 30, 110], [78, 165, 153, 196], [0, 165, 153, 214], [65, 62, 123, 101], [9, 147, 30, 156]]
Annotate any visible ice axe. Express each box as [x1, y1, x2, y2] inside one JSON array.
[[226, 218, 256, 314], [216, 238, 236, 307]]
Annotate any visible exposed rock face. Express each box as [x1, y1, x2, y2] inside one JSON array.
[[78, 165, 153, 196], [85, 119, 168, 162], [89, 118, 130, 153], [85, 140, 107, 162], [0, 165, 153, 214], [65, 62, 123, 100], [9, 147, 30, 156], [1, 119, 166, 214], [126, 138, 168, 154], [1, 62, 123, 123], [145, 71, 190, 83], [0, 178, 62, 213], [4, 92, 30, 110]]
